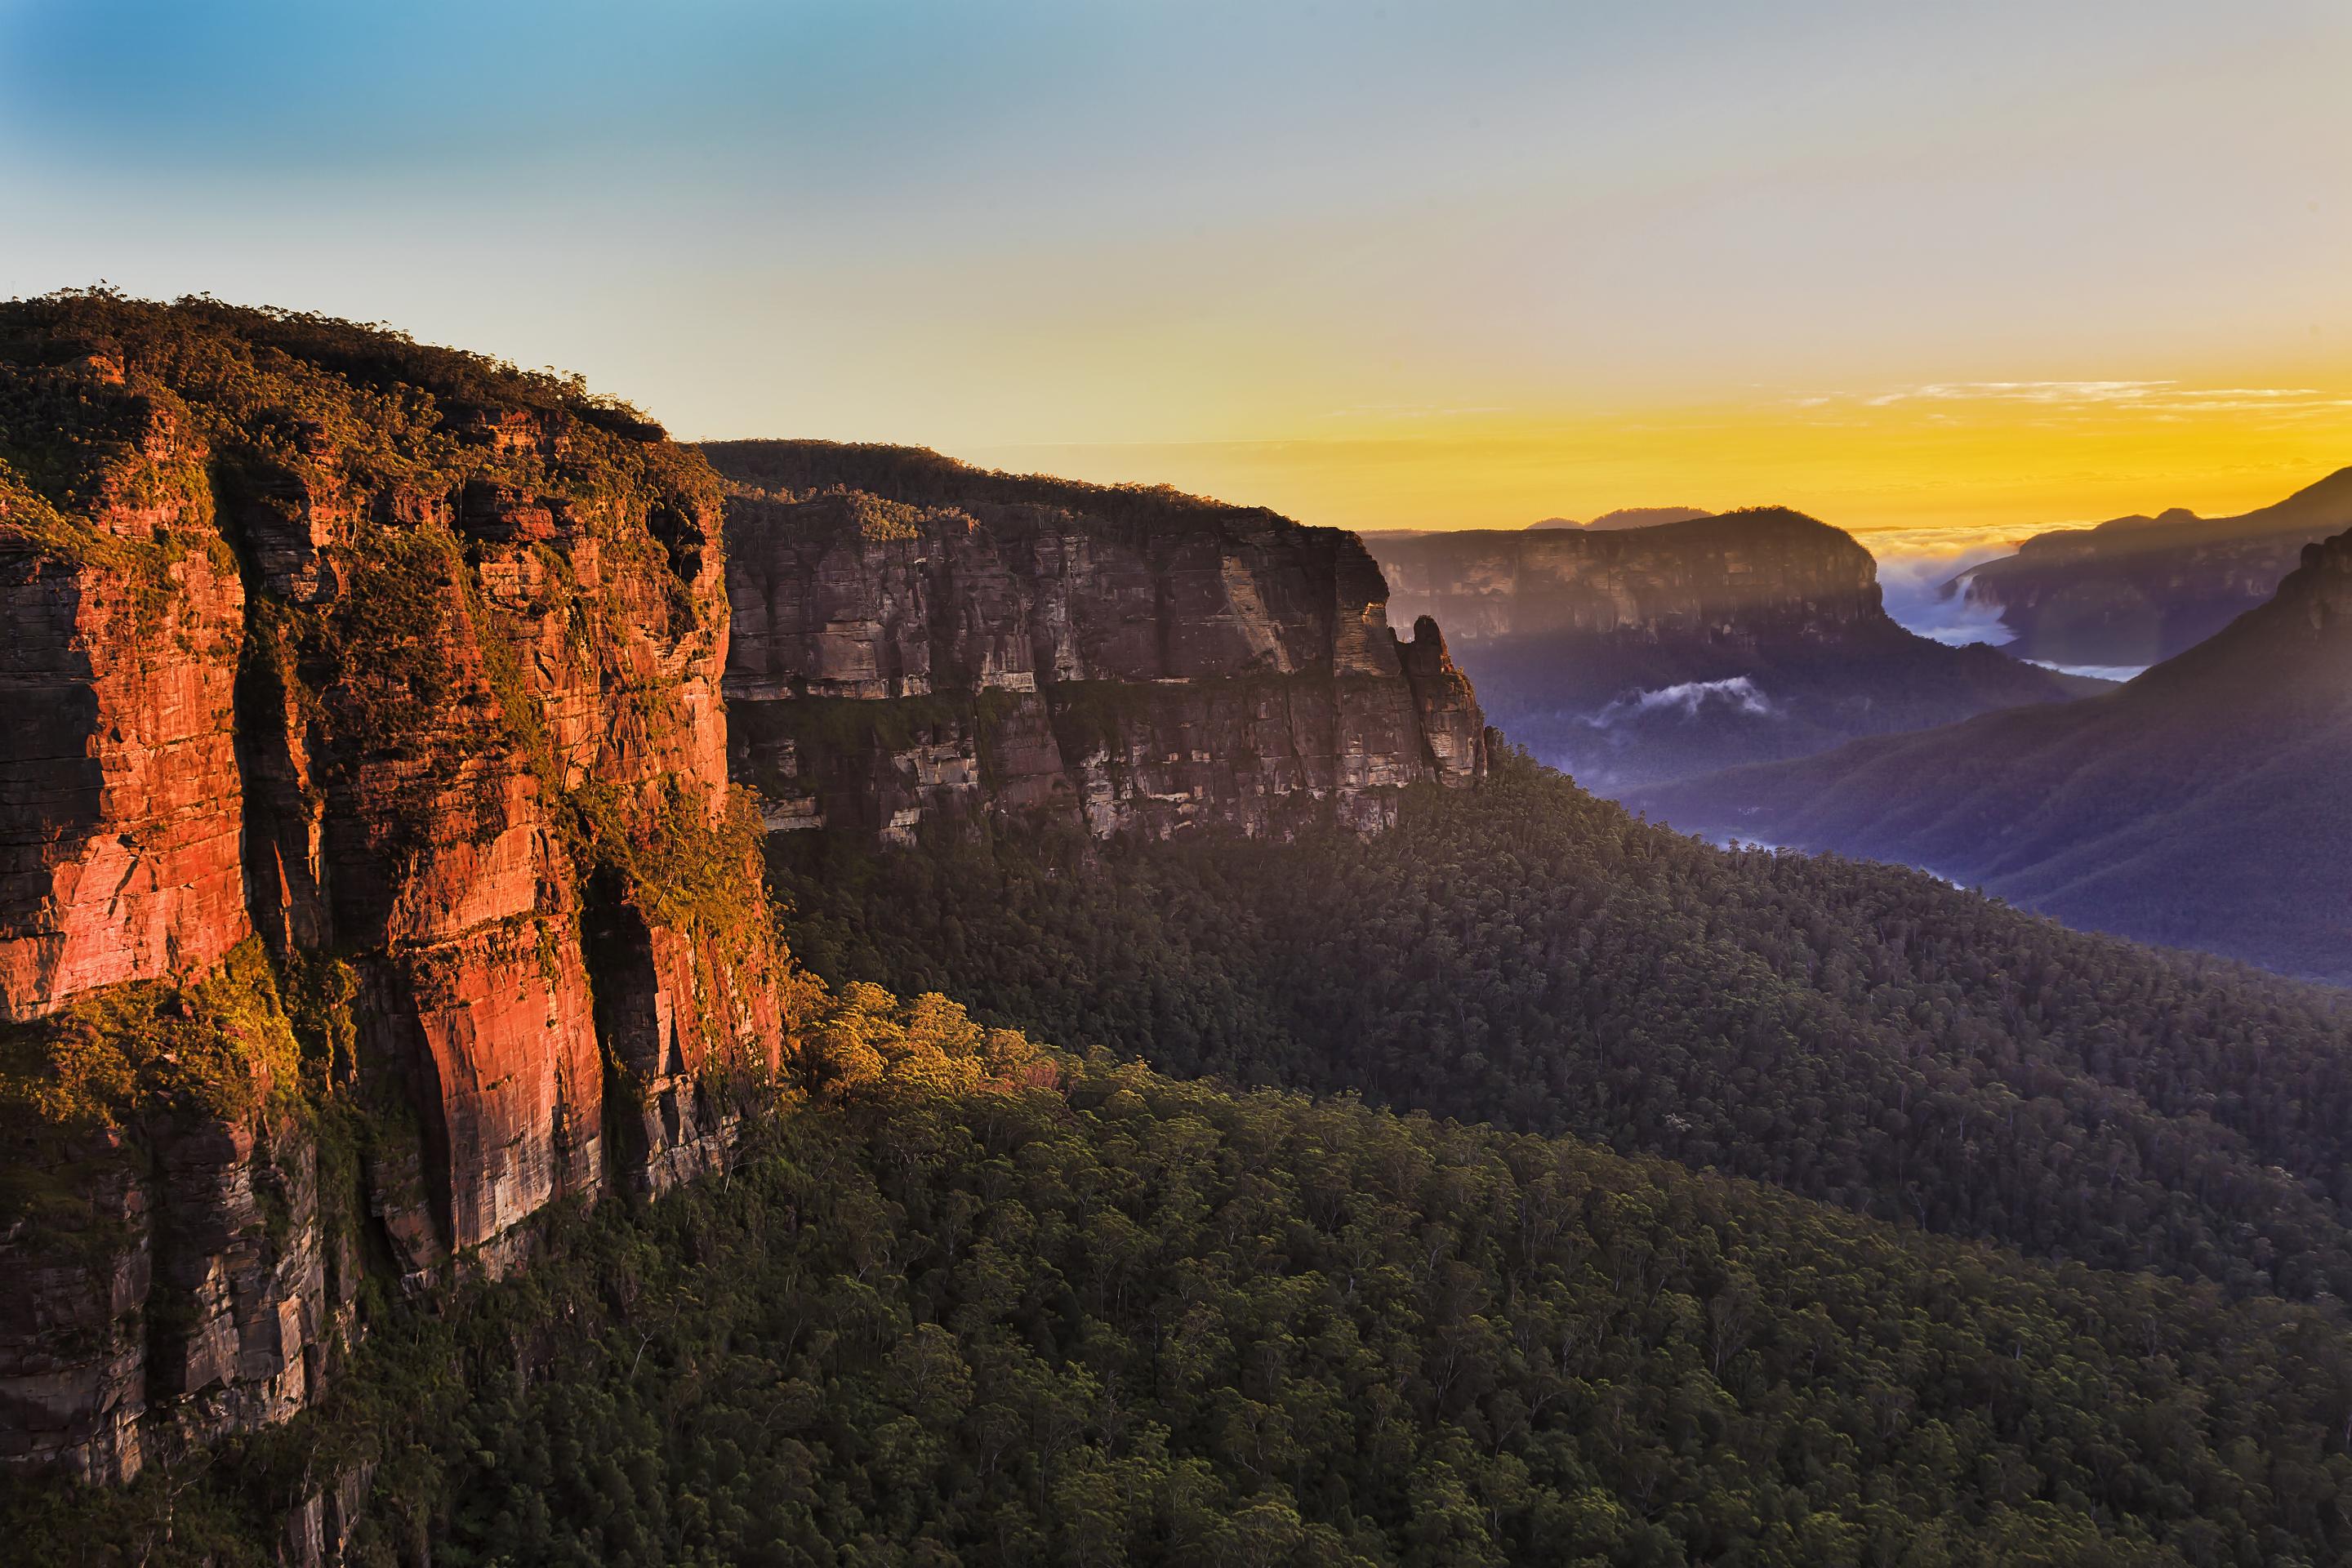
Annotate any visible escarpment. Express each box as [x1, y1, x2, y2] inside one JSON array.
[[703, 441, 1489, 842], [0, 296, 786, 1483], [1950, 466, 2352, 670], [1368, 507, 1886, 644], [1359, 508, 2090, 794]]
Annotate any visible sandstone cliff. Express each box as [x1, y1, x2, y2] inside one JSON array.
[[703, 442, 1488, 842], [0, 296, 787, 1483], [1370, 508, 1884, 643]]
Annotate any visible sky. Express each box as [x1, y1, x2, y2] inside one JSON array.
[[4, 0, 2349, 554]]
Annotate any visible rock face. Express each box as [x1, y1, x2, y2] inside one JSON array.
[[1361, 510, 2089, 795], [1371, 509, 1884, 644], [706, 443, 1489, 842], [0, 297, 785, 1483], [0, 390, 248, 1022], [1950, 467, 2352, 670]]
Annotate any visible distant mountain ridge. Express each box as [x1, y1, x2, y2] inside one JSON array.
[[1365, 508, 2091, 792], [1526, 506, 1713, 531], [1637, 524, 2352, 982], [1948, 466, 2352, 669]]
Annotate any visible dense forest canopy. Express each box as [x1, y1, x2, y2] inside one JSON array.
[[16, 985, 2352, 1567], [771, 754, 2352, 1307]]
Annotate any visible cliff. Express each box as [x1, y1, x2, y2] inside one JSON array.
[[0, 296, 787, 1484], [1361, 509, 2086, 794], [1371, 508, 1882, 642], [703, 442, 1488, 842], [1635, 525, 2352, 983], [1949, 466, 2352, 670]]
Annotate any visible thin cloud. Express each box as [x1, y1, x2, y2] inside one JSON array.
[[1833, 381, 2347, 415]]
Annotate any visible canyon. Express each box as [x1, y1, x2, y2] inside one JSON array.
[[1362, 509, 2089, 792]]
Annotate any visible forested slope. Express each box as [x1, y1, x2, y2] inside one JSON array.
[[773, 755, 2352, 1304], [16, 987, 2352, 1567], [10, 298, 2352, 1566]]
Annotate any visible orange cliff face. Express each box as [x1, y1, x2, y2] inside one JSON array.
[[0, 388, 250, 1020], [0, 298, 788, 1483]]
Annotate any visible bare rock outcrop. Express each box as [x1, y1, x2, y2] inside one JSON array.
[[0, 296, 787, 1483], [0, 379, 250, 1022], [706, 443, 1490, 842]]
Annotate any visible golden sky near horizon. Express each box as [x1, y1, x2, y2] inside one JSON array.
[[964, 375, 2352, 551], [4, 2, 2350, 555]]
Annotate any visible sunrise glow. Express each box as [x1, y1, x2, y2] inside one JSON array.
[[6, 2, 2348, 552]]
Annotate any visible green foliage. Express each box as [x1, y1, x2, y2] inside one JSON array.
[[0, 938, 301, 1138], [802, 981, 1058, 1098], [15, 1037, 2352, 1565], [771, 752, 2352, 1306], [836, 490, 948, 542], [701, 439, 1280, 535]]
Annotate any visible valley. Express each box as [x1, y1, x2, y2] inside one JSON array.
[[3, 297, 2350, 1568], [1362, 510, 2095, 792], [1948, 467, 2352, 672], [11, 7, 2350, 1562], [1635, 525, 2352, 984]]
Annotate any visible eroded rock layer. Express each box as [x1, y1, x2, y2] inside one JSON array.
[[706, 442, 1489, 841], [0, 296, 786, 1481]]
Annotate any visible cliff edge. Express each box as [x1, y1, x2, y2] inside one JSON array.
[[0, 296, 789, 1482], [702, 440, 1488, 842]]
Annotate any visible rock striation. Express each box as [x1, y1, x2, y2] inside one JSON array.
[[0, 296, 786, 1482], [706, 442, 1489, 842]]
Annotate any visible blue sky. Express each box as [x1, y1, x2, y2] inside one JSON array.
[[4, 0, 2349, 537]]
